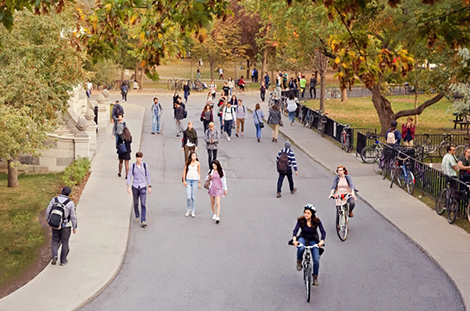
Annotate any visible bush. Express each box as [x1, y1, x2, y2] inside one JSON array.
[[62, 156, 91, 188]]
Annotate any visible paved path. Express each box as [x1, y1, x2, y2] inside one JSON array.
[[0, 92, 468, 310]]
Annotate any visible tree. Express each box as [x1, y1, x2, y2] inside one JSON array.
[[0, 0, 69, 29], [190, 19, 247, 81], [80, 0, 231, 81], [0, 9, 84, 187]]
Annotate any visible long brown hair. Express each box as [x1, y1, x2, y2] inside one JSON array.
[[210, 160, 224, 178], [121, 127, 132, 142], [184, 151, 199, 176], [297, 213, 320, 228]]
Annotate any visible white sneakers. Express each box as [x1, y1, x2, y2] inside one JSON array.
[[215, 216, 220, 224], [227, 136, 231, 141], [191, 211, 196, 218], [212, 214, 217, 220], [185, 210, 191, 217]]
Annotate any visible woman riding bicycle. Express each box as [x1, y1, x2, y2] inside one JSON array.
[[292, 204, 325, 286], [329, 165, 357, 217]]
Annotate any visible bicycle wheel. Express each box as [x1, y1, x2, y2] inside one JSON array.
[[304, 265, 311, 302], [392, 166, 405, 188], [382, 159, 390, 179], [336, 207, 348, 241], [325, 90, 332, 100], [341, 133, 345, 150], [466, 201, 470, 223], [438, 142, 450, 158], [421, 154, 433, 165], [455, 145, 466, 159], [406, 171, 415, 195], [373, 159, 383, 175], [435, 189, 447, 215], [447, 198, 458, 224], [344, 136, 350, 153], [333, 90, 341, 99], [361, 146, 379, 163]]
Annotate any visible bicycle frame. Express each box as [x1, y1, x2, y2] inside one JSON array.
[[296, 242, 320, 302], [331, 193, 351, 241]]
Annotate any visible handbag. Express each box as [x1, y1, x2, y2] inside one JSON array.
[[255, 110, 264, 128], [204, 175, 212, 190], [279, 119, 284, 127], [117, 142, 127, 155]]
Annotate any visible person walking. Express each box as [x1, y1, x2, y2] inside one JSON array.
[[219, 68, 224, 80], [174, 101, 185, 138], [182, 121, 198, 162], [264, 72, 270, 88], [282, 71, 288, 90], [111, 100, 124, 123], [286, 93, 298, 125], [328, 165, 357, 217], [183, 81, 191, 103], [117, 127, 132, 178], [227, 77, 234, 96], [46, 186, 77, 266], [260, 81, 266, 102], [209, 80, 217, 100], [222, 82, 230, 97], [151, 97, 163, 134], [205, 122, 219, 168], [200, 103, 213, 133], [235, 99, 246, 137], [112, 114, 127, 148], [253, 103, 265, 143], [267, 104, 282, 143], [309, 74, 317, 99], [276, 141, 298, 198], [183, 151, 201, 218], [217, 97, 226, 134], [292, 204, 325, 285], [120, 82, 128, 102], [222, 101, 236, 141], [127, 152, 151, 227], [206, 160, 227, 224], [401, 117, 415, 147]]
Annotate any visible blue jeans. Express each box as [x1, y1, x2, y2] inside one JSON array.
[[288, 111, 295, 123], [224, 119, 233, 137], [152, 114, 161, 133], [219, 115, 224, 131], [186, 179, 198, 211], [132, 186, 147, 222], [297, 237, 320, 275], [184, 91, 189, 103], [255, 123, 262, 138]]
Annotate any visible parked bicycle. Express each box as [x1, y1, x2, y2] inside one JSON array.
[[421, 133, 453, 158], [316, 112, 328, 137], [303, 108, 315, 129], [455, 137, 469, 158], [325, 88, 341, 100], [288, 241, 323, 302], [329, 193, 353, 241], [373, 145, 397, 179], [390, 153, 415, 195], [341, 124, 351, 153], [361, 134, 385, 164]]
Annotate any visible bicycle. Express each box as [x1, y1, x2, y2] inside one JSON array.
[[330, 193, 353, 241], [421, 133, 453, 158], [436, 179, 461, 224], [325, 88, 341, 100], [341, 124, 351, 153], [316, 112, 327, 137], [390, 153, 415, 195], [288, 241, 323, 302], [360, 134, 384, 164], [373, 145, 397, 179], [455, 137, 469, 158], [303, 108, 315, 129]]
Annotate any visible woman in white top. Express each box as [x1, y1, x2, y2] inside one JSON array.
[[227, 77, 235, 96], [286, 93, 298, 125], [182, 151, 201, 217]]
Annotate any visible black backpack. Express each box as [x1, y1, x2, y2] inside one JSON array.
[[47, 197, 70, 230], [277, 151, 289, 173]]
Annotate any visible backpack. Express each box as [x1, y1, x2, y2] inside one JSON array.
[[114, 104, 123, 118], [277, 150, 289, 173], [386, 130, 397, 144], [132, 162, 148, 177], [47, 197, 71, 230]]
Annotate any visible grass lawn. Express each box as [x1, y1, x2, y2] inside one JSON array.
[[0, 172, 63, 288], [302, 94, 459, 134]]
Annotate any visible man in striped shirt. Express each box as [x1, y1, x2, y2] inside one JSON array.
[[276, 141, 298, 198]]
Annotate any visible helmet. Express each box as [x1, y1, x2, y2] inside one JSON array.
[[304, 204, 316, 213]]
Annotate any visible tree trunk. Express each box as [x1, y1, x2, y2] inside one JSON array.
[[7, 159, 18, 188], [134, 61, 139, 84], [341, 86, 348, 102], [319, 69, 326, 113], [370, 85, 395, 134], [246, 59, 250, 81], [139, 67, 144, 90], [262, 48, 268, 79], [210, 62, 214, 81], [190, 61, 193, 80]]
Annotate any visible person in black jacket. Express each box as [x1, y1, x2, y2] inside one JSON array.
[[183, 81, 191, 103], [175, 101, 185, 137], [182, 121, 198, 162], [118, 127, 132, 178]]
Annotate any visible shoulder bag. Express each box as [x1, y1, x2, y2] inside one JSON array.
[[255, 110, 264, 128]]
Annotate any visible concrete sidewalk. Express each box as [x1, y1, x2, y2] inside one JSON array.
[[0, 103, 145, 311], [276, 117, 470, 309]]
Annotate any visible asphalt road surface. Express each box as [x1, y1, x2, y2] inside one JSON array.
[[81, 94, 464, 311]]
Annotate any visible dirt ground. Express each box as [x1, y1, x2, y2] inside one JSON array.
[[0, 172, 91, 299]]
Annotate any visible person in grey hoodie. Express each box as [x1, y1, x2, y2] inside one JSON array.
[[112, 114, 127, 148], [267, 104, 282, 143], [46, 186, 77, 266]]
